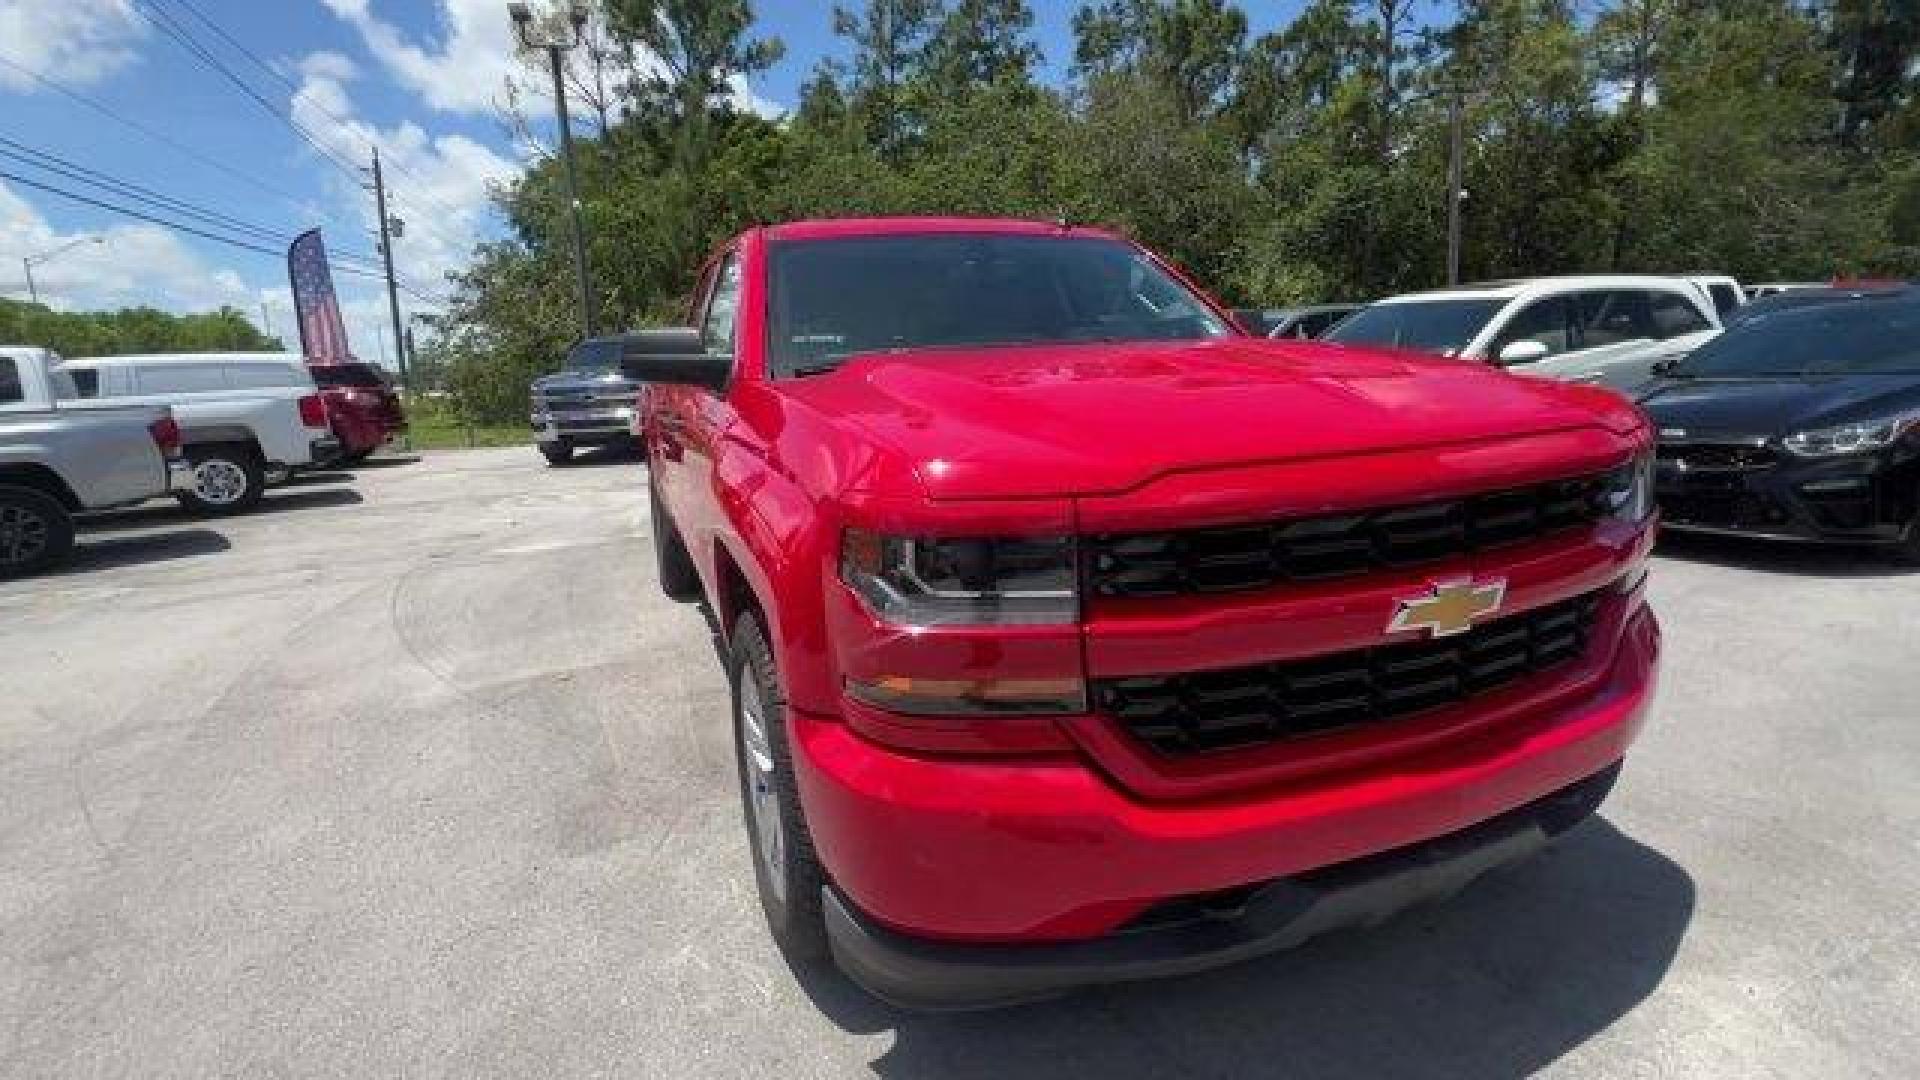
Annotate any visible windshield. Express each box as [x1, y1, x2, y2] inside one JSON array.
[[1322, 298, 1506, 354], [767, 234, 1231, 375], [1673, 301, 1920, 379]]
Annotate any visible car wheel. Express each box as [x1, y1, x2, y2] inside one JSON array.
[[176, 444, 265, 515], [730, 610, 830, 962], [540, 442, 573, 466], [0, 485, 76, 578], [650, 477, 702, 602]]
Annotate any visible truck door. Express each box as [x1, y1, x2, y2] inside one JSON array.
[[660, 249, 742, 583]]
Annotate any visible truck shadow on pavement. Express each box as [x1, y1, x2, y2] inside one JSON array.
[[51, 528, 231, 574], [79, 487, 366, 530], [1656, 531, 1919, 578], [796, 818, 1693, 1080]]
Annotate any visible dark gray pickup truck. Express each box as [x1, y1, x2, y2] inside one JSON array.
[[529, 338, 646, 466]]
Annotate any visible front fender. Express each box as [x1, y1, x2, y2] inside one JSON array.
[[709, 441, 839, 715]]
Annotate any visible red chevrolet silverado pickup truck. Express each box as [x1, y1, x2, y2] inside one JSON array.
[[615, 217, 1660, 1009]]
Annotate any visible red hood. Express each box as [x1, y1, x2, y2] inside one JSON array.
[[777, 339, 1641, 500]]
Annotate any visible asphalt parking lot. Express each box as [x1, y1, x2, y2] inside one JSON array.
[[3, 446, 1916, 1078]]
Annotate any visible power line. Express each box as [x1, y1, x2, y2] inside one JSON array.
[[0, 51, 333, 222], [159, 0, 473, 242], [0, 167, 447, 305], [129, 0, 368, 188], [0, 134, 386, 268], [136, 0, 475, 269]]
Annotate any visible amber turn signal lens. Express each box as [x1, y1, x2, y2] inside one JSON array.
[[847, 675, 1087, 716]]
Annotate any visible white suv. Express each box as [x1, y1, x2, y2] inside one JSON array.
[[1325, 275, 1721, 390]]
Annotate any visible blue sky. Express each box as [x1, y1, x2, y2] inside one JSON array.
[[0, 1, 1305, 363]]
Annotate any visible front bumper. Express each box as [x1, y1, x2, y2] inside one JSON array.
[[793, 599, 1659, 948], [531, 407, 634, 445], [826, 760, 1621, 1010], [1656, 442, 1919, 543]]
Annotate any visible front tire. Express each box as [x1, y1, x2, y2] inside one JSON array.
[[0, 485, 76, 578], [176, 443, 264, 515], [539, 441, 573, 467], [731, 611, 830, 963]]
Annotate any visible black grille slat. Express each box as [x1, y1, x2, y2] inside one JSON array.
[[1094, 591, 1603, 756], [1089, 474, 1608, 598]]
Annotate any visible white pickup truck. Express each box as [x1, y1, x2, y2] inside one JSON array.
[[2, 347, 189, 576], [49, 351, 340, 513]]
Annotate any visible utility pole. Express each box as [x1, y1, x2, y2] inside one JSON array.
[[23, 259, 35, 305], [259, 299, 275, 339], [370, 147, 411, 393], [1446, 91, 1466, 287], [511, 2, 596, 340]]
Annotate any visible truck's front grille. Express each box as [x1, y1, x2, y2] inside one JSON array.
[[1085, 474, 1609, 598], [1094, 590, 1602, 756]]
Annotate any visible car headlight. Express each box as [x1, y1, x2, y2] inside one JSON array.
[[840, 530, 1078, 626], [1781, 414, 1919, 457], [1601, 451, 1654, 522]]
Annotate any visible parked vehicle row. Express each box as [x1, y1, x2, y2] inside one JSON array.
[[1319, 275, 1918, 559], [0, 346, 408, 575]]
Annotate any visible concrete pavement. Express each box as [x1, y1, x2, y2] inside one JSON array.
[[2, 446, 1915, 1077]]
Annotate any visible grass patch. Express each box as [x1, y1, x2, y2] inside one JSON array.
[[404, 397, 531, 450]]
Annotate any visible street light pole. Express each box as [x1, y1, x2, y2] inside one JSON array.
[[22, 235, 104, 304], [511, 2, 595, 340]]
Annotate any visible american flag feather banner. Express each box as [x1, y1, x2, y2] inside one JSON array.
[[288, 229, 353, 364]]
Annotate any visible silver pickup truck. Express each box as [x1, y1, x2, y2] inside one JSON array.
[[1, 347, 189, 577]]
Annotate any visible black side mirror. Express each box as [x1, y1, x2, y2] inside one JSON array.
[[598, 328, 729, 392]]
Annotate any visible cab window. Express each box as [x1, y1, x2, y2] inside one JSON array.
[[135, 363, 227, 394], [1650, 291, 1714, 337], [1489, 296, 1574, 360], [701, 252, 743, 356]]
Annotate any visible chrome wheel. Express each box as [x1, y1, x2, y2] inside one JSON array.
[[738, 674, 787, 900], [192, 458, 249, 506], [0, 503, 49, 566]]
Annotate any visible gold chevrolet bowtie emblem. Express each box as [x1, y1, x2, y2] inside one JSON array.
[[1387, 578, 1507, 638]]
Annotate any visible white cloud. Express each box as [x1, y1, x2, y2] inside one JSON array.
[[320, 0, 784, 123], [318, 0, 518, 114], [0, 179, 262, 315], [0, 0, 146, 90]]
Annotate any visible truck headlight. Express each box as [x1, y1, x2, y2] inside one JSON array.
[[1781, 414, 1918, 457], [1601, 451, 1654, 522], [840, 530, 1078, 626]]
